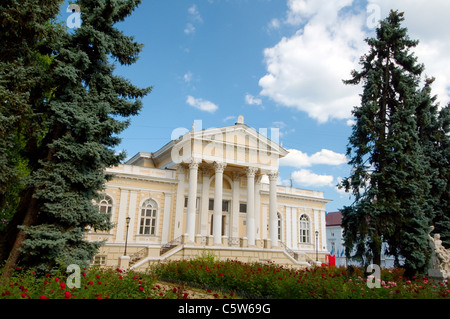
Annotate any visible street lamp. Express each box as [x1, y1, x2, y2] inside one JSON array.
[[315, 231, 319, 262], [124, 216, 131, 256]]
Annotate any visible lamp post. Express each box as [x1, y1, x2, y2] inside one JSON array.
[[315, 230, 319, 262], [124, 216, 131, 256]]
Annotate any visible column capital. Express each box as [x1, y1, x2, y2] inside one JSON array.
[[188, 158, 201, 170], [268, 170, 279, 181], [232, 171, 241, 181], [213, 161, 227, 173], [246, 167, 258, 178], [201, 166, 211, 176]]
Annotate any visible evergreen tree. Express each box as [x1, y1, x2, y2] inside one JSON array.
[[0, 0, 64, 259], [340, 10, 435, 276], [1, 0, 151, 276]]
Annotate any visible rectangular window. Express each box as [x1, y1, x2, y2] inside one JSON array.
[[208, 199, 230, 212], [93, 255, 106, 265], [239, 203, 247, 213], [222, 200, 229, 212]]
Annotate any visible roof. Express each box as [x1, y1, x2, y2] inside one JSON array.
[[326, 212, 342, 227]]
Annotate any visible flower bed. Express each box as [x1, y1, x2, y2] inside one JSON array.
[[151, 259, 450, 299], [0, 266, 223, 299], [1, 260, 449, 299]]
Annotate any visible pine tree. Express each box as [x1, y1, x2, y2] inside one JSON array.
[[1, 0, 151, 276], [340, 10, 435, 276]]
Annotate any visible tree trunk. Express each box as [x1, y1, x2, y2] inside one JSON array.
[[0, 189, 39, 282]]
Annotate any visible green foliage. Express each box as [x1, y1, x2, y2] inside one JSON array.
[[151, 259, 450, 299], [339, 10, 449, 276], [1, 0, 151, 273]]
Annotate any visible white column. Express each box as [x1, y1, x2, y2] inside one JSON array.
[[115, 189, 129, 242], [291, 207, 298, 250], [174, 165, 186, 239], [254, 174, 262, 241], [186, 159, 200, 242], [246, 167, 258, 246], [127, 190, 137, 242], [200, 167, 211, 236], [286, 206, 292, 248], [213, 162, 226, 244], [231, 171, 241, 239], [268, 170, 279, 247], [161, 192, 172, 244], [320, 210, 326, 252]]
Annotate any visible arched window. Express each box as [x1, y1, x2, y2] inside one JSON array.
[[299, 214, 310, 244], [139, 199, 158, 235], [97, 194, 113, 214]]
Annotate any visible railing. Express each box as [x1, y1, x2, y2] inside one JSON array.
[[160, 235, 183, 255], [129, 247, 148, 266], [280, 241, 298, 260]]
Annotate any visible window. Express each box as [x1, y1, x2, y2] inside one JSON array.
[[239, 203, 247, 213], [139, 199, 158, 235], [299, 214, 310, 243], [93, 255, 106, 265], [97, 194, 113, 214], [277, 212, 282, 241], [208, 199, 230, 212], [184, 197, 199, 208]]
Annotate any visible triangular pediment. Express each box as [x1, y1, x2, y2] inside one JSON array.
[[128, 118, 288, 171]]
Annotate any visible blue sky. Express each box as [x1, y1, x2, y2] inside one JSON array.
[[62, 0, 450, 213]]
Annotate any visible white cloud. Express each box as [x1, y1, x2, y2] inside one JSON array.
[[369, 0, 450, 107], [183, 72, 193, 83], [245, 93, 263, 106], [259, 0, 367, 123], [184, 23, 195, 34], [223, 115, 236, 122], [186, 96, 218, 113], [280, 148, 347, 168], [185, 4, 203, 35], [188, 4, 202, 22], [291, 169, 334, 187], [261, 0, 450, 122]]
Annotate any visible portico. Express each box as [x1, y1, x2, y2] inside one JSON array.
[[180, 159, 280, 247]]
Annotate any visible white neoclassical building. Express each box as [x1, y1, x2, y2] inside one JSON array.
[[86, 116, 330, 270]]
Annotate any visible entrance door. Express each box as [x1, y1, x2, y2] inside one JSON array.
[[210, 215, 226, 236]]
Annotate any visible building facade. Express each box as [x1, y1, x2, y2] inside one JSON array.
[[86, 117, 330, 270], [326, 211, 402, 268]]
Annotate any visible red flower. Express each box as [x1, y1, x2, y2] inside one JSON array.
[[39, 295, 48, 299], [88, 280, 94, 285], [64, 291, 71, 299], [60, 282, 66, 289], [139, 286, 144, 291], [55, 277, 60, 282]]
